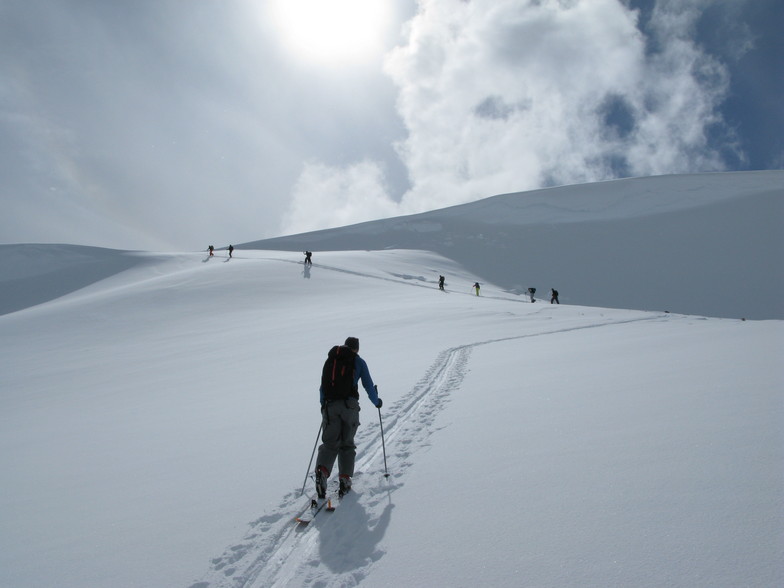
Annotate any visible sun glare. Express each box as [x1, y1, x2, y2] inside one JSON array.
[[268, 0, 392, 65]]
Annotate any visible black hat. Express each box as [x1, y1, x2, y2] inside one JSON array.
[[345, 337, 360, 351]]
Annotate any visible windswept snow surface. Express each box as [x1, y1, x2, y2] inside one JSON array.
[[0, 245, 781, 588], [245, 171, 784, 320]]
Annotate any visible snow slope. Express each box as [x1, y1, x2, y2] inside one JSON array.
[[0, 248, 781, 588], [0, 172, 782, 587], [244, 171, 784, 320]]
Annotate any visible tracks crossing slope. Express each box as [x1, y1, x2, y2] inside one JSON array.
[[191, 314, 663, 588]]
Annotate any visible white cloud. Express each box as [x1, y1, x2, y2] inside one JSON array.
[[281, 160, 399, 234], [282, 0, 735, 235]]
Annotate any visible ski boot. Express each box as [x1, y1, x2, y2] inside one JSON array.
[[339, 474, 352, 497], [315, 466, 329, 499]]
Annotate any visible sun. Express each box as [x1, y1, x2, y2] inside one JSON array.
[[268, 0, 392, 65]]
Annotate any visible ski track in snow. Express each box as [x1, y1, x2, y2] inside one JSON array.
[[189, 311, 664, 588], [262, 257, 521, 303]]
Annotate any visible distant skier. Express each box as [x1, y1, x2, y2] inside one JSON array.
[[439, 275, 445, 291], [527, 287, 536, 303], [304, 251, 313, 265], [315, 337, 382, 498], [208, 245, 214, 257], [473, 282, 481, 296], [228, 245, 234, 258], [550, 288, 559, 304]]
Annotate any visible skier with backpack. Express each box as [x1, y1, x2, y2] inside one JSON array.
[[315, 337, 382, 498], [550, 288, 559, 304], [527, 287, 536, 303]]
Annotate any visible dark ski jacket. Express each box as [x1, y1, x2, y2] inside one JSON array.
[[319, 354, 378, 406]]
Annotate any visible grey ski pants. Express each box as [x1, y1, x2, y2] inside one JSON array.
[[316, 397, 361, 478]]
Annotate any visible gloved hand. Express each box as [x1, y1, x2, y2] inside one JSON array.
[[375, 398, 383, 409]]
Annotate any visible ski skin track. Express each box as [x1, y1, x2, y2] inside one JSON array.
[[190, 313, 666, 588]]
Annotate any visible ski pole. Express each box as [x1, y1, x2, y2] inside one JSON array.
[[378, 408, 389, 478], [376, 386, 389, 478], [301, 422, 323, 496]]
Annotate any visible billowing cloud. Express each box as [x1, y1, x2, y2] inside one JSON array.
[[281, 160, 399, 234], [282, 0, 736, 234]]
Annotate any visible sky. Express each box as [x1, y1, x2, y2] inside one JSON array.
[[1, 0, 782, 251]]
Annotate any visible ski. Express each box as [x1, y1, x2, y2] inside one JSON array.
[[294, 498, 325, 525], [295, 491, 339, 525]]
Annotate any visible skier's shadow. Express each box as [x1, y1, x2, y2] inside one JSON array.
[[317, 492, 394, 574], [303, 264, 311, 279]]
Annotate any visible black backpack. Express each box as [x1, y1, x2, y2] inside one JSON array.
[[321, 345, 358, 400]]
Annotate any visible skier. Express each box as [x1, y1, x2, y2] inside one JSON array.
[[473, 282, 481, 296], [550, 288, 560, 304], [315, 337, 382, 498], [208, 245, 214, 257], [527, 287, 536, 303], [228, 245, 234, 258], [304, 251, 313, 265], [438, 275, 445, 291]]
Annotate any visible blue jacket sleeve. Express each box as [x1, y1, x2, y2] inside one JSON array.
[[354, 355, 379, 405]]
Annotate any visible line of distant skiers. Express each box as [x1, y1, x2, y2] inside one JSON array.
[[207, 245, 234, 258], [206, 247, 560, 303], [207, 246, 309, 263], [440, 275, 559, 303], [525, 287, 559, 304], [208, 245, 308, 262], [524, 287, 559, 303]]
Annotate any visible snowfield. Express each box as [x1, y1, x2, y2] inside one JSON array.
[[247, 171, 784, 321], [0, 173, 782, 587]]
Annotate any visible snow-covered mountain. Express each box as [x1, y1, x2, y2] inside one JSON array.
[[0, 173, 781, 588], [245, 171, 784, 320]]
